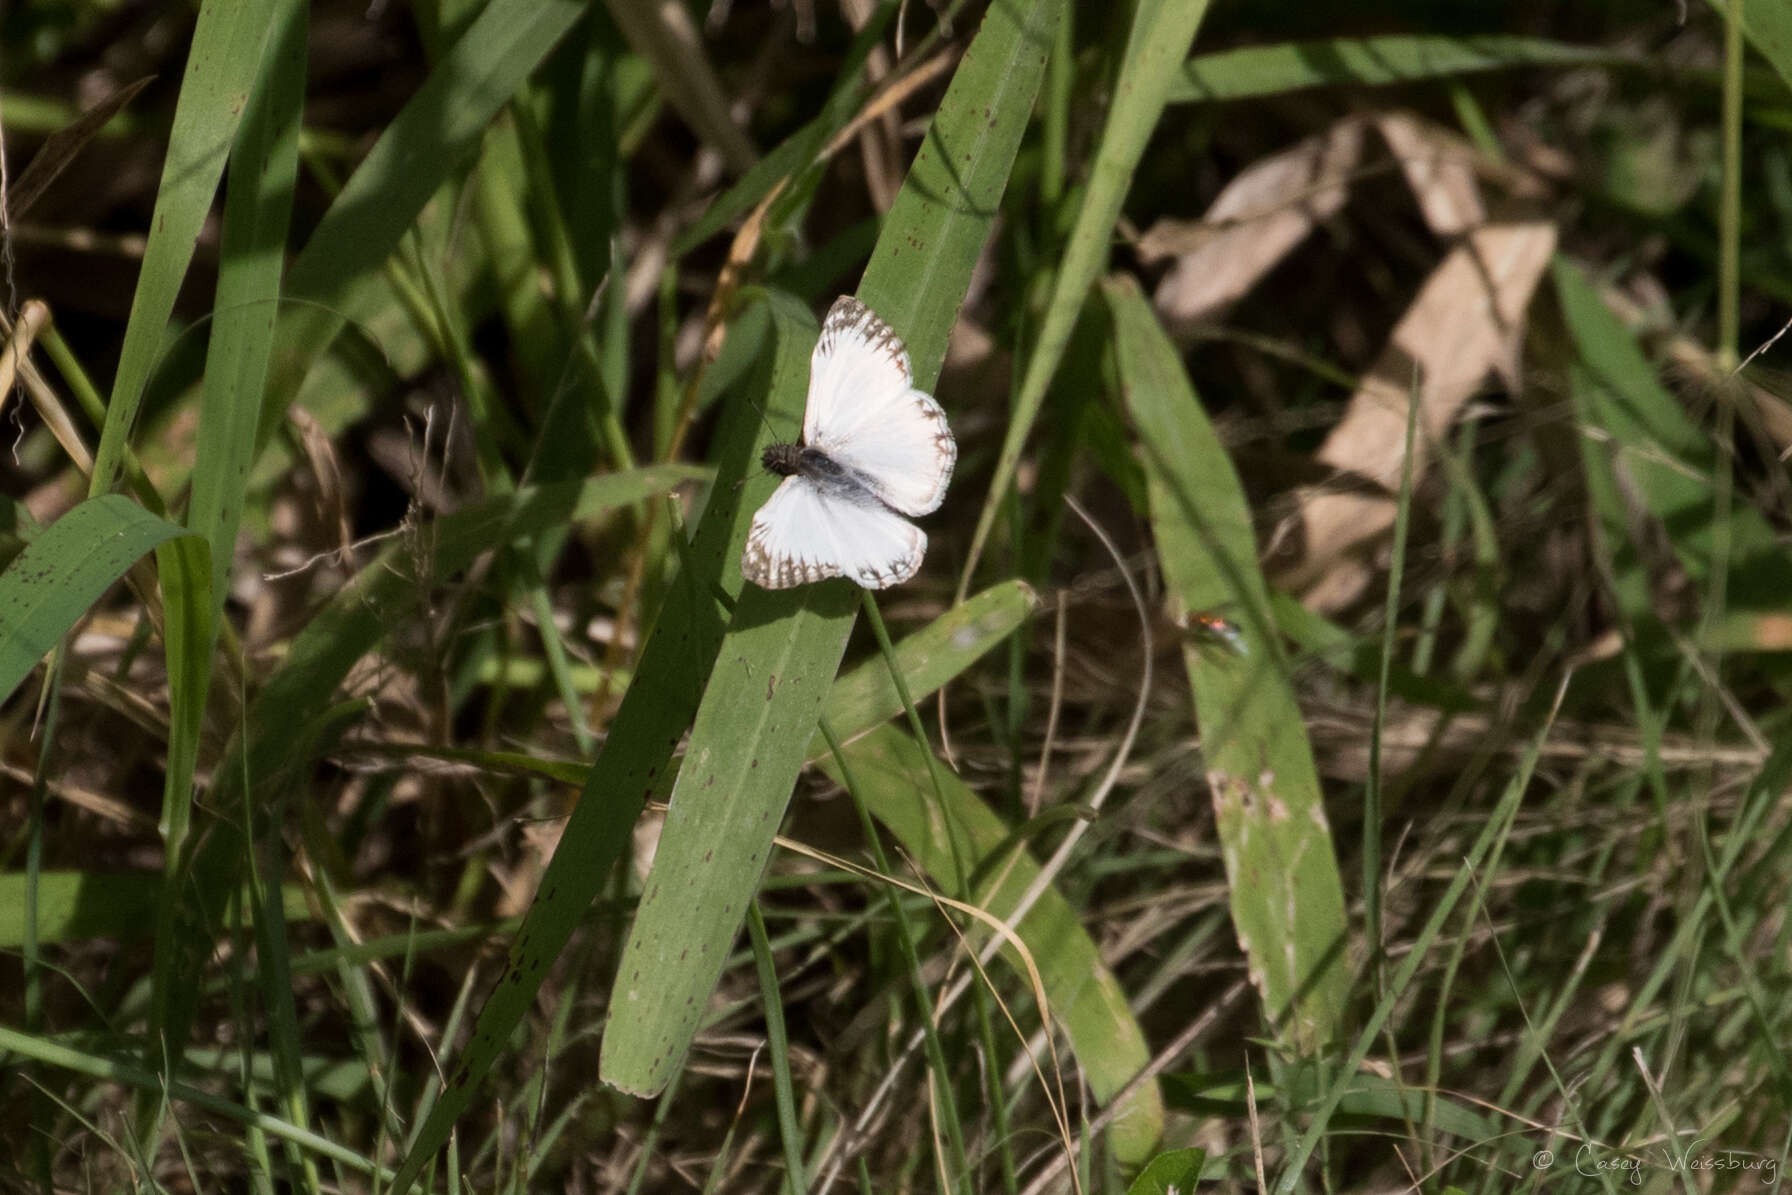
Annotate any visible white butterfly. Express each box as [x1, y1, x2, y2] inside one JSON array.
[[741, 296, 956, 590]]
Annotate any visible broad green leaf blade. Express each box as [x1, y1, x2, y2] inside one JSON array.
[[258, 0, 585, 449], [1721, 0, 1792, 93], [1107, 275, 1348, 1050], [1125, 1147, 1208, 1195], [824, 724, 1166, 1165], [0, 495, 188, 705], [959, 0, 1212, 591], [89, 0, 275, 494], [0, 872, 312, 947], [388, 298, 809, 1193], [816, 579, 1038, 755], [604, 578, 855, 1097], [600, 0, 1067, 1098], [1169, 35, 1624, 104]]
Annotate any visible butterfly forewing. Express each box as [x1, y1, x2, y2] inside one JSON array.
[[742, 474, 926, 589], [806, 297, 956, 517]]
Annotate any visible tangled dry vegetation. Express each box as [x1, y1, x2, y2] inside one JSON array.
[[2, 1, 1790, 1191]]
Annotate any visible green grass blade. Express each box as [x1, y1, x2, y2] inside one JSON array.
[[599, 0, 1067, 1099], [1554, 259, 1792, 613], [746, 902, 808, 1192], [959, 0, 1212, 592], [1106, 276, 1348, 1050], [447, 579, 1034, 805], [0, 1024, 390, 1181], [153, 0, 307, 1060], [88, 0, 274, 495], [388, 298, 809, 1193], [185, 0, 304, 623], [151, 534, 210, 856], [233, 467, 702, 793], [670, 1, 896, 258], [601, 575, 855, 1097], [0, 495, 188, 705], [606, 0, 756, 173], [1272, 702, 1556, 1194], [1164, 1069, 1500, 1139], [1169, 34, 1624, 104], [822, 723, 1166, 1166]]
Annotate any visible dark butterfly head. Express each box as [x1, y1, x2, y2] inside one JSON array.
[[762, 441, 805, 477]]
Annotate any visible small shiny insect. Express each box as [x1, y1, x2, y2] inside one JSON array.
[[741, 296, 956, 589], [1179, 609, 1248, 657]]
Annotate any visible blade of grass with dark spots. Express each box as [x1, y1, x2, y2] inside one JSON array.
[[1107, 275, 1349, 1051], [959, 0, 1212, 593], [0, 496, 189, 705], [388, 296, 811, 1193], [600, 0, 1067, 1099], [88, 0, 275, 495]]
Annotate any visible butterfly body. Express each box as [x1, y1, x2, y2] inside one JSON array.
[[760, 443, 879, 505], [742, 297, 956, 590]]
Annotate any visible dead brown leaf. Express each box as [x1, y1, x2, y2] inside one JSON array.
[[1149, 120, 1364, 330], [1374, 111, 1485, 238], [1271, 221, 1558, 610], [5, 76, 155, 221]]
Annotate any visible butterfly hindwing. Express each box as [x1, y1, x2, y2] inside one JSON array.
[[741, 474, 926, 590], [806, 297, 956, 517]]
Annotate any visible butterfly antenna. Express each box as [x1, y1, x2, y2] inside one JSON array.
[[747, 397, 789, 445], [732, 399, 787, 491]]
